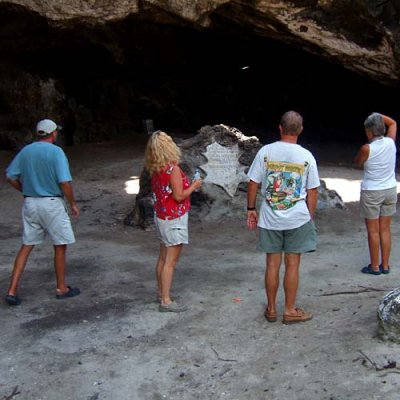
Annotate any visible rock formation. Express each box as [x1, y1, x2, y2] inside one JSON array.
[[125, 124, 344, 228], [0, 0, 399, 147], [378, 288, 400, 343], [1, 0, 399, 84], [125, 124, 261, 228], [317, 180, 345, 210]]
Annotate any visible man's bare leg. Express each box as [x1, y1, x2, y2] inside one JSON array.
[[54, 245, 68, 293], [53, 244, 80, 299], [7, 244, 35, 296], [265, 253, 282, 315], [283, 253, 301, 315]]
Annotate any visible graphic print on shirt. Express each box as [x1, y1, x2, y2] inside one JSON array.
[[264, 158, 308, 211]]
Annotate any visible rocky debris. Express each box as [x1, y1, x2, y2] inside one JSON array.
[[377, 288, 400, 343], [125, 125, 345, 228]]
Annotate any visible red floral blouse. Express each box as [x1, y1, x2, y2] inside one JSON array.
[[151, 164, 191, 220]]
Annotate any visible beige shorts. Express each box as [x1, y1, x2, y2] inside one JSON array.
[[154, 213, 189, 247], [22, 197, 75, 245], [360, 187, 397, 219]]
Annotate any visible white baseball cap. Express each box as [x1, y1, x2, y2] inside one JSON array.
[[36, 119, 62, 136]]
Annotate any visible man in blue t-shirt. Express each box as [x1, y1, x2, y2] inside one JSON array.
[[5, 119, 80, 305]]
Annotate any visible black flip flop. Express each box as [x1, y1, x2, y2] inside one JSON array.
[[380, 265, 390, 274], [5, 294, 21, 306], [361, 264, 381, 275], [56, 286, 80, 300]]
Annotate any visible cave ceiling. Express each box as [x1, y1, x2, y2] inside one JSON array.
[[0, 0, 399, 147]]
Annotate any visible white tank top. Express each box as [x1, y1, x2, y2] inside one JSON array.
[[361, 137, 397, 190]]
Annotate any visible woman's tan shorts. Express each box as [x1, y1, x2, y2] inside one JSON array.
[[360, 187, 397, 219]]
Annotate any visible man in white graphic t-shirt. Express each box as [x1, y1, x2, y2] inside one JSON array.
[[247, 111, 320, 324]]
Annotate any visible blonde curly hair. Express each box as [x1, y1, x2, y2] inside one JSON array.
[[144, 130, 182, 174]]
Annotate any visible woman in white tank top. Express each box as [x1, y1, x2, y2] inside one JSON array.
[[354, 113, 397, 275]]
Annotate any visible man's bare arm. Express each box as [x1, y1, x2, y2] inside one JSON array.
[[59, 181, 80, 218], [247, 180, 259, 230], [7, 178, 22, 192], [306, 187, 318, 219]]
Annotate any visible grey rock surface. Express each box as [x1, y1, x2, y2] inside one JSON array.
[[126, 125, 345, 228], [1, 0, 399, 85], [317, 179, 345, 211], [378, 288, 400, 343], [125, 124, 262, 228]]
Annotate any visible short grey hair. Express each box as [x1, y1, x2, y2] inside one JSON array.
[[280, 111, 303, 135], [364, 113, 385, 137]]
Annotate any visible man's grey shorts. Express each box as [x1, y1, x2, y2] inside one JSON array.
[[154, 213, 189, 247], [257, 220, 317, 254], [360, 187, 397, 219], [22, 197, 75, 245]]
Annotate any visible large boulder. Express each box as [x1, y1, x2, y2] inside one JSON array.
[[125, 124, 345, 228], [317, 180, 345, 210], [377, 288, 400, 343], [125, 124, 261, 229]]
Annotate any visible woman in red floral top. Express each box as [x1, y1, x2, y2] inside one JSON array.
[[145, 131, 202, 312]]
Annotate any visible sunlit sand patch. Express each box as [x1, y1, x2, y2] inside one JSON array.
[[322, 178, 400, 203], [125, 175, 400, 201], [124, 176, 140, 194]]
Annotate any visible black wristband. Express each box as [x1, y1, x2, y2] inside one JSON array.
[[247, 207, 256, 211]]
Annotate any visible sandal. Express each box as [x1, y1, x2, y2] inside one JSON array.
[[361, 264, 381, 275], [56, 286, 80, 300], [283, 308, 313, 324], [264, 308, 277, 322], [159, 301, 188, 313], [380, 265, 390, 274], [5, 294, 21, 306]]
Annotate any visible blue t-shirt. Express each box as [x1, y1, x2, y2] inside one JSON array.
[[6, 142, 72, 197]]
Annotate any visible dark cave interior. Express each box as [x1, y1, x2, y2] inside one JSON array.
[[0, 3, 399, 150]]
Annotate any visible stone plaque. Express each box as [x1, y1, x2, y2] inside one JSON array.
[[201, 141, 248, 197]]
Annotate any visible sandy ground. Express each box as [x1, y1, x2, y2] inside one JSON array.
[[1, 139, 400, 400]]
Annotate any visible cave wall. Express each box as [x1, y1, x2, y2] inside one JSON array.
[[0, 1, 399, 149]]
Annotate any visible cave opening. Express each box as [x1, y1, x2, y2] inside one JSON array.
[[0, 4, 398, 150]]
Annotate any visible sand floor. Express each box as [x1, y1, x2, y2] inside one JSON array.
[[1, 139, 400, 400]]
